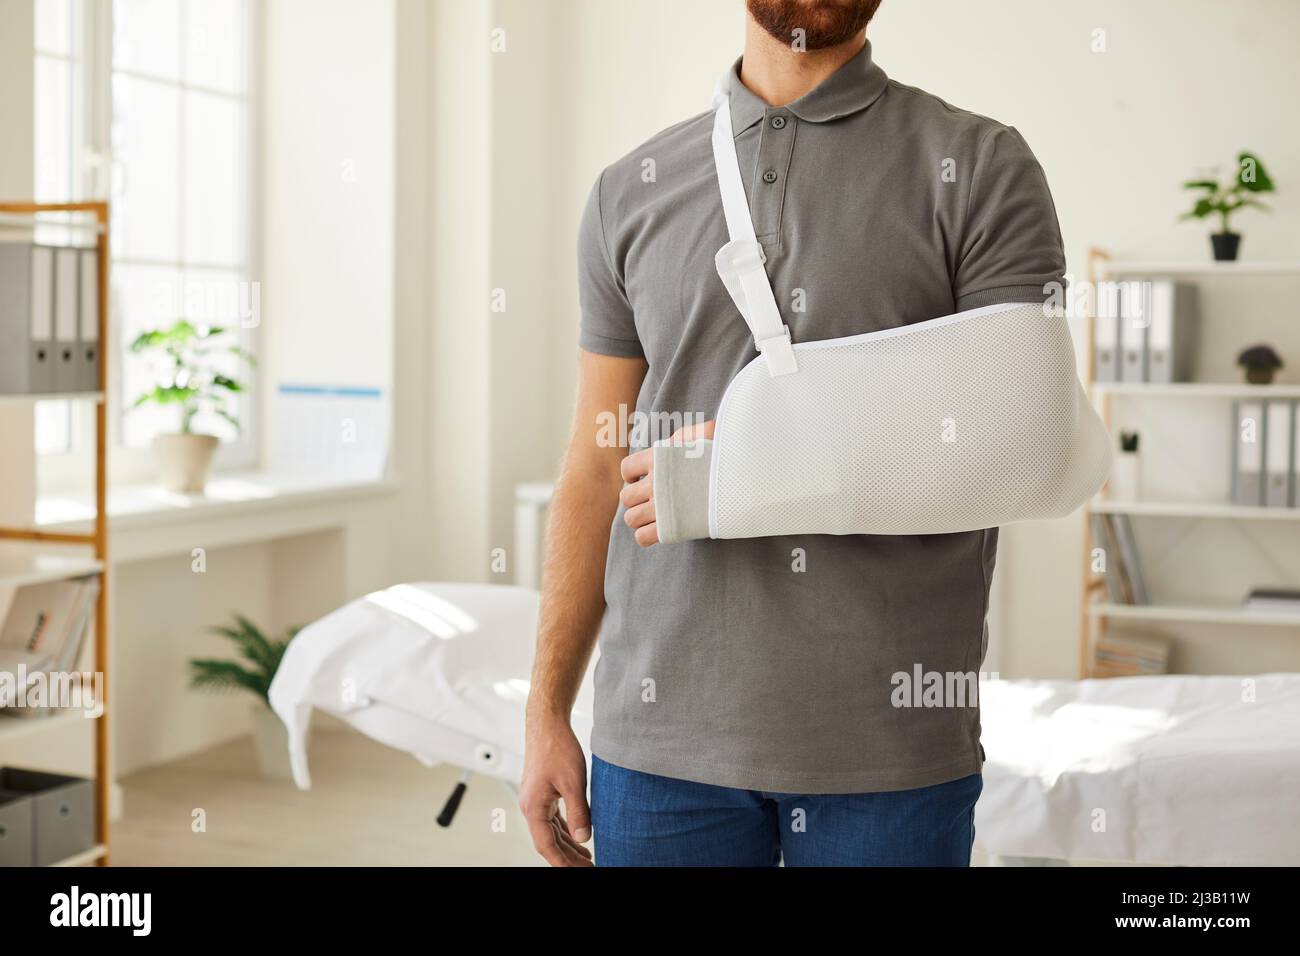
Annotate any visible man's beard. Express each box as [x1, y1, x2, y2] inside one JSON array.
[[747, 0, 881, 51]]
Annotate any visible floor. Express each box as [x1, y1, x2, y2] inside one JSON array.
[[112, 728, 542, 866], [111, 728, 1087, 867]]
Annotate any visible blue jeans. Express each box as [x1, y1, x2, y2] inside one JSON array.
[[590, 755, 982, 867]]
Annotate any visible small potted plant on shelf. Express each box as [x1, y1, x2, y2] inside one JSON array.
[[1237, 344, 1283, 385], [189, 615, 300, 780], [1180, 151, 1276, 261], [129, 320, 254, 494], [1108, 431, 1141, 501]]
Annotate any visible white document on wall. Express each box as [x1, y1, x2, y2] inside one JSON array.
[[271, 384, 390, 484]]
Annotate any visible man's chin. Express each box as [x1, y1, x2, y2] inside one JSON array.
[[747, 0, 880, 50]]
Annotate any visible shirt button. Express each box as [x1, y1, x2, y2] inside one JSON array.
[[762, 169, 778, 184], [770, 115, 786, 129]]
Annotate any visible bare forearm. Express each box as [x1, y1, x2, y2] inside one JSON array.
[[528, 460, 620, 720]]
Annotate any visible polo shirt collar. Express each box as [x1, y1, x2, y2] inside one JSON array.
[[725, 39, 889, 132]]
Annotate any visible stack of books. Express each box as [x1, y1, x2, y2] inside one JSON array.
[[1092, 631, 1171, 677], [0, 575, 99, 717], [1242, 588, 1300, 617]]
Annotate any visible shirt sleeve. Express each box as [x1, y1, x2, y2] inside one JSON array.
[[953, 125, 1067, 312], [577, 170, 644, 358]]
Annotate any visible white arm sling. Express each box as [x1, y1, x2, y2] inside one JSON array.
[[650, 87, 1112, 544]]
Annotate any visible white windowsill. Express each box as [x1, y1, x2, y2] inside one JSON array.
[[36, 470, 401, 534]]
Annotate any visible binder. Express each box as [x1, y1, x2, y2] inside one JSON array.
[[1118, 280, 1149, 382], [77, 248, 100, 391], [1264, 401, 1294, 507], [1293, 402, 1300, 508], [1109, 513, 1149, 604], [1232, 401, 1264, 506], [1090, 513, 1127, 603], [52, 247, 80, 393], [1145, 280, 1198, 384], [0, 243, 56, 395], [1092, 282, 1119, 382]]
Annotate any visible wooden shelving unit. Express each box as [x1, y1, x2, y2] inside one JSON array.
[[0, 200, 111, 866], [1079, 247, 1300, 677]]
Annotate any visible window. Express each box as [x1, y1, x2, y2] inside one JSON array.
[[111, 0, 257, 461], [32, 0, 259, 480]]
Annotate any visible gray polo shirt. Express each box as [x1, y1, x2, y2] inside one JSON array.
[[578, 41, 1065, 794]]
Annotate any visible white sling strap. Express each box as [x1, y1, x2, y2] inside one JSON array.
[[711, 86, 798, 376]]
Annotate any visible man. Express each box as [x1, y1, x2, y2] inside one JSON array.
[[520, 0, 1065, 866]]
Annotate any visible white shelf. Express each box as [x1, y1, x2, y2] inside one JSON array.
[[0, 709, 95, 743], [51, 844, 107, 867], [1092, 382, 1300, 398], [0, 391, 104, 405], [36, 470, 399, 533], [0, 544, 102, 589], [1102, 260, 1300, 276], [1089, 602, 1300, 627], [1093, 499, 1300, 520]]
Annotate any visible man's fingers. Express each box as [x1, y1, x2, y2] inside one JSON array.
[[619, 475, 652, 509], [525, 812, 572, 867], [559, 784, 593, 845], [634, 522, 659, 547], [549, 819, 594, 866], [619, 448, 652, 483], [553, 818, 594, 860], [523, 803, 591, 867], [669, 420, 716, 443], [623, 500, 655, 530]]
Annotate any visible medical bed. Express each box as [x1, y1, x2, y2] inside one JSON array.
[[268, 582, 593, 825], [976, 674, 1300, 866], [270, 582, 1300, 865]]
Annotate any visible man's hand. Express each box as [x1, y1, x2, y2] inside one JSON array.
[[620, 420, 715, 547], [519, 710, 594, 867]]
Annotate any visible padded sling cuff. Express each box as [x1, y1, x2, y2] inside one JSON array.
[[653, 302, 1112, 544]]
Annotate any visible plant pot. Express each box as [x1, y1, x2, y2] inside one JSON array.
[[1244, 366, 1276, 385], [250, 702, 295, 780], [1210, 232, 1241, 262], [152, 432, 219, 493]]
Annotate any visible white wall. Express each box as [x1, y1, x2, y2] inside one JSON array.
[[260, 0, 396, 460]]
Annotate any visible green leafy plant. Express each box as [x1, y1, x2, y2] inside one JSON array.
[[129, 320, 255, 435], [1180, 151, 1276, 234], [189, 615, 299, 708]]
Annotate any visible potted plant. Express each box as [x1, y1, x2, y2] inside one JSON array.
[[1237, 344, 1283, 385], [1108, 430, 1141, 501], [129, 320, 255, 494], [189, 615, 300, 779], [1180, 152, 1276, 261]]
